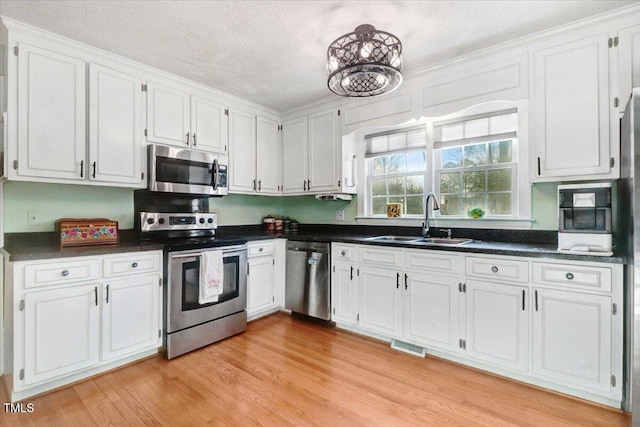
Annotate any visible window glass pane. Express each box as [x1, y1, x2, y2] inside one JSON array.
[[372, 177, 387, 196], [407, 151, 426, 172], [371, 197, 387, 214], [487, 168, 512, 192], [439, 172, 460, 194], [407, 129, 426, 147], [463, 194, 486, 217], [463, 170, 485, 193], [490, 113, 517, 134], [388, 177, 405, 195], [488, 193, 512, 215], [369, 136, 388, 154], [371, 157, 387, 175], [488, 140, 512, 164], [388, 133, 406, 151], [406, 175, 424, 195], [440, 194, 461, 216], [464, 118, 489, 138], [389, 154, 407, 173], [405, 196, 424, 215], [441, 123, 463, 141], [463, 144, 488, 166], [441, 147, 462, 168]]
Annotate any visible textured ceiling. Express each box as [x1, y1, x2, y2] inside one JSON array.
[[0, 0, 635, 112]]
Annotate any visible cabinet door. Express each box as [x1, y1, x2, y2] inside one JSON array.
[[256, 116, 280, 194], [359, 265, 402, 338], [332, 261, 358, 325], [281, 116, 308, 193], [465, 280, 528, 372], [532, 288, 612, 393], [146, 82, 190, 147], [405, 272, 461, 353], [88, 64, 144, 186], [101, 274, 161, 362], [228, 108, 257, 193], [247, 256, 275, 315], [24, 284, 100, 385], [17, 43, 86, 180], [191, 95, 228, 154], [308, 108, 340, 192], [532, 33, 612, 179]]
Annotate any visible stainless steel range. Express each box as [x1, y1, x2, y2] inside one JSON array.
[[138, 209, 247, 359]]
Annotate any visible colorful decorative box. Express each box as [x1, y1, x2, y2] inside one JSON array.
[[56, 218, 119, 247], [386, 203, 403, 218]]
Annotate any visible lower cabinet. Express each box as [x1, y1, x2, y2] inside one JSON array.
[[247, 240, 281, 319], [331, 260, 358, 325], [358, 265, 403, 338], [6, 250, 163, 401]]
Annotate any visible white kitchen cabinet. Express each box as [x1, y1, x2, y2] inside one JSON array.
[[247, 241, 277, 317], [146, 82, 228, 154], [228, 107, 257, 193], [282, 107, 341, 194], [256, 116, 281, 194], [465, 280, 529, 372], [101, 274, 161, 362], [331, 244, 359, 326], [358, 265, 403, 338], [532, 288, 613, 394], [88, 63, 144, 186], [16, 43, 86, 181], [530, 30, 618, 180], [404, 272, 461, 353], [23, 283, 100, 386]]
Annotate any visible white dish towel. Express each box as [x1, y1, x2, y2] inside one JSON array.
[[199, 250, 224, 304]]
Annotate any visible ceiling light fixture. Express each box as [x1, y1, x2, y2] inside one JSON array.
[[327, 24, 403, 97]]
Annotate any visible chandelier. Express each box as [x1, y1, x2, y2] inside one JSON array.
[[327, 24, 403, 97]]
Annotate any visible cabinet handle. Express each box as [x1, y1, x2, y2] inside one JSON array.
[[350, 266, 354, 280], [303, 180, 307, 191], [253, 179, 257, 191], [491, 266, 499, 273], [522, 290, 525, 311], [186, 132, 190, 145], [566, 272, 574, 280], [94, 286, 98, 306], [80, 160, 84, 178], [132, 262, 138, 268], [404, 273, 408, 290], [396, 272, 400, 289], [258, 180, 262, 191], [537, 157, 541, 176], [307, 179, 311, 190], [193, 133, 196, 147], [61, 269, 69, 277], [535, 290, 539, 312], [92, 161, 96, 178], [105, 284, 110, 303]]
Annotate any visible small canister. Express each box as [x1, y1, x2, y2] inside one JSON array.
[[274, 218, 284, 233], [283, 218, 291, 233], [290, 220, 299, 233], [263, 216, 275, 233]]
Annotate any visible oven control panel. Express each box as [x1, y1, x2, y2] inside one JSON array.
[[140, 212, 218, 232]]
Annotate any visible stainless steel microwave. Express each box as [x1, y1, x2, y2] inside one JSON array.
[[148, 144, 228, 196]]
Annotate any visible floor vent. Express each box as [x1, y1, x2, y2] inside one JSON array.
[[390, 339, 426, 357]]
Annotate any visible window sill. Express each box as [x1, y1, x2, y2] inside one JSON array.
[[356, 216, 536, 230]]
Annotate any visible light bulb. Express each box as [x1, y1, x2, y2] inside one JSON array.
[[342, 76, 351, 87], [328, 55, 338, 72], [360, 42, 373, 59], [376, 75, 386, 86]]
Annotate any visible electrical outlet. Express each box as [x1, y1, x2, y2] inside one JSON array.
[[27, 210, 41, 226], [335, 210, 345, 221]]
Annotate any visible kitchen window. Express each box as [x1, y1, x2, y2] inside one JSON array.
[[366, 126, 427, 217]]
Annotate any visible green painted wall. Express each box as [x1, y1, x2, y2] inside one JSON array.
[[4, 181, 561, 233]]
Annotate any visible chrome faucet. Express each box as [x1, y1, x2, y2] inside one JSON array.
[[422, 192, 440, 237]]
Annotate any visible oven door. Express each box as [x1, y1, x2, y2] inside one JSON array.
[[166, 245, 247, 333], [149, 144, 219, 195]]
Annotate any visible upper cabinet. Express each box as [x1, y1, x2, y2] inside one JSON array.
[[282, 107, 341, 194], [146, 82, 228, 154], [530, 29, 619, 181], [256, 116, 281, 194]]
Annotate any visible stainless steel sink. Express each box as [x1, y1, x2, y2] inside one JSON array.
[[412, 237, 473, 246], [364, 235, 420, 242]]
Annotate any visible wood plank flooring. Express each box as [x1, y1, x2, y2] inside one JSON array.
[[0, 313, 631, 426]]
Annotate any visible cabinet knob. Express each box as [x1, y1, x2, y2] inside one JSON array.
[[259, 247, 263, 252], [566, 272, 574, 280], [341, 250, 346, 256], [491, 266, 499, 273], [132, 262, 138, 268], [61, 269, 69, 277]]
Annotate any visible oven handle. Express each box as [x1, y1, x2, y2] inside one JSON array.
[[169, 246, 247, 259], [212, 159, 219, 191]]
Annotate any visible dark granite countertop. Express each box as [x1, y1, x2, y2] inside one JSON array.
[[3, 225, 627, 264]]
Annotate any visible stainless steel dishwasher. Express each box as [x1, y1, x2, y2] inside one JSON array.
[[285, 241, 331, 320]]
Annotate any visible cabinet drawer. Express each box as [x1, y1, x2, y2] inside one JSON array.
[[24, 258, 101, 289], [404, 250, 461, 274], [358, 245, 402, 267], [465, 256, 529, 283], [532, 262, 612, 292], [248, 241, 274, 257], [333, 244, 356, 262], [103, 252, 162, 278]]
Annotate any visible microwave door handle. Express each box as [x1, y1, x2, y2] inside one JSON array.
[[212, 159, 219, 191]]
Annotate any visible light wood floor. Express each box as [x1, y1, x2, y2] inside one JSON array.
[[0, 313, 631, 426]]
